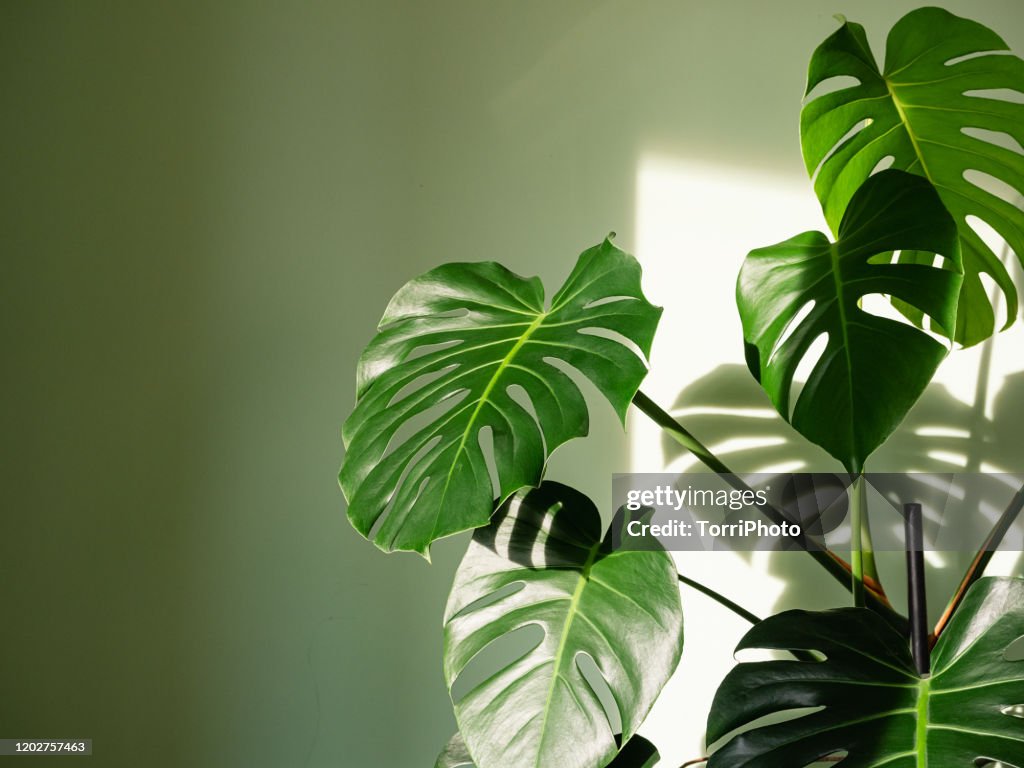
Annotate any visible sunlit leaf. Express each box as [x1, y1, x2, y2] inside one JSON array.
[[738, 170, 961, 471], [444, 483, 681, 768], [340, 239, 661, 554], [802, 7, 1024, 346]]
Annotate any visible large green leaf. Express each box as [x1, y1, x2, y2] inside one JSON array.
[[801, 7, 1024, 347], [738, 169, 962, 472], [434, 732, 660, 768], [443, 482, 682, 768], [340, 238, 661, 555], [706, 576, 1024, 767]]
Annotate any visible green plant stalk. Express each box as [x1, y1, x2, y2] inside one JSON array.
[[631, 390, 905, 631], [851, 464, 881, 590], [933, 481, 1024, 642], [849, 473, 866, 608], [632, 390, 732, 474], [849, 472, 883, 609], [677, 573, 760, 625], [677, 573, 819, 663]]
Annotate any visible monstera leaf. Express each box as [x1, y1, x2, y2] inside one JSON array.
[[706, 577, 1024, 768], [443, 482, 682, 768], [801, 7, 1024, 346], [738, 169, 962, 472], [434, 732, 660, 768], [340, 238, 661, 554]]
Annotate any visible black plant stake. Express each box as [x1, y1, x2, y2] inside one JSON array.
[[904, 503, 929, 675]]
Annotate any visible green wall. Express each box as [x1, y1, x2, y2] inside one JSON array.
[[3, 2, 1023, 767]]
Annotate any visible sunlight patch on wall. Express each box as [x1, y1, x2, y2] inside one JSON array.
[[630, 154, 1024, 766], [631, 154, 826, 474], [631, 156, 827, 765]]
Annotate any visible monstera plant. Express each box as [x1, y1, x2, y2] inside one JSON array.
[[340, 7, 1024, 768]]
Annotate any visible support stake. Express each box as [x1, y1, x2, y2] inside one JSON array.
[[905, 502, 929, 675]]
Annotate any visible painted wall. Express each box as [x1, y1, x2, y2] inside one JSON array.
[[3, 2, 1023, 766]]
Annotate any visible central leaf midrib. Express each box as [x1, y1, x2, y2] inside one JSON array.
[[535, 543, 601, 767], [828, 242, 860, 467], [884, 76, 937, 196], [915, 676, 930, 768], [438, 311, 549, 506]]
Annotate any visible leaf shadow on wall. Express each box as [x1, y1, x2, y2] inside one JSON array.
[[662, 363, 1024, 622]]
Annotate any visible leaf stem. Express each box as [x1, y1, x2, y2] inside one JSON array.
[[932, 481, 1024, 642], [632, 389, 731, 474], [850, 473, 866, 608], [631, 390, 897, 610], [677, 573, 760, 625]]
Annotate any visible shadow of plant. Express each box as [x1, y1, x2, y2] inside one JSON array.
[[662, 363, 1024, 621]]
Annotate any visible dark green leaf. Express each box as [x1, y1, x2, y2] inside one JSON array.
[[434, 732, 660, 768], [707, 577, 1024, 767], [738, 169, 961, 472], [340, 238, 661, 554], [443, 482, 682, 768], [801, 7, 1024, 346]]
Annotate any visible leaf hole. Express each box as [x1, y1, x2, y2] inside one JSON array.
[[578, 326, 648, 363], [542, 356, 603, 416], [961, 126, 1024, 156], [1003, 634, 1024, 661], [735, 646, 827, 663], [859, 292, 950, 347], [582, 295, 636, 310], [432, 307, 472, 319], [449, 623, 545, 705], [865, 248, 896, 266], [945, 50, 1012, 67], [768, 300, 816, 368], [978, 271, 1011, 332], [387, 363, 459, 408], [810, 122, 868, 184], [1001, 704, 1024, 719], [866, 248, 895, 266], [449, 581, 526, 622], [804, 75, 861, 102], [404, 338, 463, 363], [887, 249, 958, 272], [964, 87, 1024, 104], [576, 651, 623, 735], [789, 332, 829, 422], [859, 292, 916, 323], [381, 389, 470, 461], [870, 155, 895, 175], [706, 706, 824, 753], [477, 426, 501, 499], [966, 215, 1013, 258], [963, 169, 1023, 208], [507, 384, 541, 427], [368, 466, 435, 542]]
